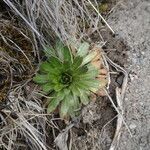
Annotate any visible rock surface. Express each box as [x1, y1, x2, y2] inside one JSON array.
[[108, 0, 150, 149]]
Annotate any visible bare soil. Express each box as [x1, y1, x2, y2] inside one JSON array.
[[108, 0, 150, 149]]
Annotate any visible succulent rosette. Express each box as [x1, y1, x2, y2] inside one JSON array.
[[33, 41, 107, 118]]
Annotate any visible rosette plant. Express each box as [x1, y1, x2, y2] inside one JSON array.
[[33, 41, 104, 118]]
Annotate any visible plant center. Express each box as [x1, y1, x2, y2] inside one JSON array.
[[60, 72, 72, 85]]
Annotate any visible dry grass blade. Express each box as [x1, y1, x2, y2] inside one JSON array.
[[109, 87, 123, 150], [0, 87, 48, 150], [87, 0, 115, 34], [3, 0, 41, 37], [55, 124, 74, 150], [3, 0, 106, 46], [103, 55, 132, 150], [0, 17, 48, 149]]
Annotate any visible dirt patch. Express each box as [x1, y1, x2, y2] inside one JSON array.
[[71, 98, 116, 150], [107, 0, 150, 149], [103, 32, 129, 67]]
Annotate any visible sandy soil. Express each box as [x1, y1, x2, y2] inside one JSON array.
[[108, 0, 150, 149]]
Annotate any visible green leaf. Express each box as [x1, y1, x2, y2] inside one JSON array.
[[63, 88, 71, 95], [77, 42, 89, 57], [72, 56, 83, 70], [88, 64, 99, 72], [82, 51, 97, 65], [54, 83, 64, 92], [63, 46, 73, 63], [47, 97, 62, 113], [47, 90, 66, 113], [74, 80, 89, 91], [48, 56, 62, 68], [68, 95, 80, 117], [60, 97, 69, 118], [79, 79, 100, 89], [55, 40, 64, 60], [62, 61, 71, 71], [48, 71, 60, 81], [79, 69, 99, 79], [74, 79, 99, 93], [77, 86, 89, 96], [55, 40, 73, 63], [70, 82, 90, 98], [57, 90, 66, 100], [42, 83, 54, 93], [73, 65, 88, 76], [80, 93, 90, 105], [40, 61, 55, 73], [70, 83, 81, 97], [90, 78, 107, 92], [60, 94, 80, 118], [33, 74, 48, 84], [71, 84, 90, 105]]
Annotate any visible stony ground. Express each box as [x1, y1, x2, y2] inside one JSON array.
[[108, 0, 150, 149]]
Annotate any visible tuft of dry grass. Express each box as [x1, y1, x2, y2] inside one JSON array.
[[0, 18, 48, 149], [3, 0, 110, 46], [0, 86, 48, 150]]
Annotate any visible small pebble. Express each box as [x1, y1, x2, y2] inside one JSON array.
[[129, 123, 137, 129]]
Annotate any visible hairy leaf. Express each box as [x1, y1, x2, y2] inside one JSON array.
[[68, 95, 80, 117], [72, 56, 83, 70], [82, 51, 97, 65], [79, 69, 98, 79], [63, 46, 73, 63], [47, 97, 62, 113], [48, 56, 62, 68], [55, 41, 73, 63], [80, 93, 90, 105], [77, 42, 89, 57], [60, 97, 69, 118], [40, 62, 55, 73], [33, 74, 48, 84], [42, 83, 54, 93]]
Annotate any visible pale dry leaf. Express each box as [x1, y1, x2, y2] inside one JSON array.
[[90, 46, 108, 96], [55, 124, 74, 150]]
